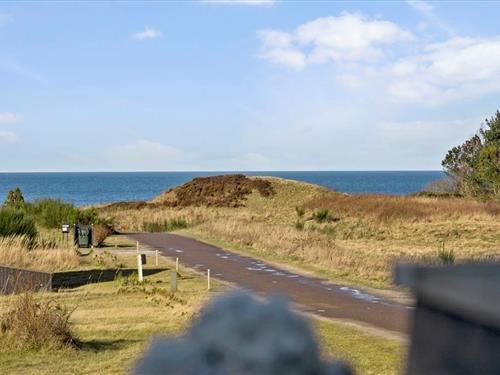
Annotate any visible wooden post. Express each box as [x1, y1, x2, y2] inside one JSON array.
[[136, 241, 143, 282], [207, 269, 211, 291], [155, 250, 159, 266], [170, 270, 177, 293], [175, 257, 179, 272]]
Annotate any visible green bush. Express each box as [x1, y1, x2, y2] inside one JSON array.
[[437, 243, 455, 264], [142, 218, 188, 233], [23, 200, 105, 229], [3, 187, 25, 209], [312, 209, 331, 223], [0, 208, 37, 244], [295, 206, 305, 218], [25, 199, 79, 229]]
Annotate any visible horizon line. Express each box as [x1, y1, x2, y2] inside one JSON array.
[[0, 169, 444, 173]]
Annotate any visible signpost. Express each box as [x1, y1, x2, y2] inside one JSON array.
[[61, 224, 70, 246]]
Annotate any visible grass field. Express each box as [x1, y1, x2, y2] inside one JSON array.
[[101, 177, 500, 289], [0, 256, 405, 375]]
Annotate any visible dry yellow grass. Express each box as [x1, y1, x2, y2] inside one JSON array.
[[99, 177, 500, 288], [0, 236, 80, 272]]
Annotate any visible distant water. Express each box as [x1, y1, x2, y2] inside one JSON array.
[[0, 171, 444, 207]]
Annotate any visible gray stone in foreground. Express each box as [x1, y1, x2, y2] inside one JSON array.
[[135, 292, 351, 375]]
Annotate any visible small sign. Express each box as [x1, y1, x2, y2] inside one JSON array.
[[62, 224, 70, 233], [141, 254, 147, 265]]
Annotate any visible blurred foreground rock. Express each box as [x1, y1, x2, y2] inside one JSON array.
[[135, 292, 351, 375]]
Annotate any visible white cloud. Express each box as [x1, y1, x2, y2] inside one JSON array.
[[0, 112, 23, 124], [406, 0, 454, 35], [203, 0, 275, 5], [387, 36, 500, 103], [133, 27, 162, 40], [258, 12, 413, 69], [0, 131, 19, 143], [406, 0, 434, 14]]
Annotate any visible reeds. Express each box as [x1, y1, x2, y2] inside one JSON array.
[[0, 236, 80, 272]]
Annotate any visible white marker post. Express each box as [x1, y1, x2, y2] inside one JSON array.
[[207, 269, 211, 291], [176, 257, 179, 272], [155, 250, 159, 266], [136, 241, 143, 282]]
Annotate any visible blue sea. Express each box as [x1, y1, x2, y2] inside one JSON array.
[[0, 171, 444, 207]]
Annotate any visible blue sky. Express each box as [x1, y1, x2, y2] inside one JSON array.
[[1, 0, 499, 172]]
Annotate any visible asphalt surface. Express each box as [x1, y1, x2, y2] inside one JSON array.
[[128, 232, 410, 334]]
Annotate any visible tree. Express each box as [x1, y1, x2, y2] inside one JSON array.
[[442, 111, 500, 198], [4, 187, 25, 208]]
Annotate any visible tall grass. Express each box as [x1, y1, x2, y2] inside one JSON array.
[[0, 236, 80, 272], [0, 208, 37, 245], [305, 193, 500, 222], [0, 292, 77, 349]]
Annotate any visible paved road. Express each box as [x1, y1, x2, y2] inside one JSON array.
[[128, 232, 410, 334]]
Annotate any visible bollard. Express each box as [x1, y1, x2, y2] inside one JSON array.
[[155, 250, 159, 266], [207, 269, 211, 291], [136, 241, 143, 282], [176, 257, 179, 272], [170, 270, 177, 293]]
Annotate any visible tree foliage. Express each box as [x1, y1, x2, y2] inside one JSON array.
[[4, 187, 25, 208], [442, 111, 500, 198]]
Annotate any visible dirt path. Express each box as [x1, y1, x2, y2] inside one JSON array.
[[128, 232, 411, 335]]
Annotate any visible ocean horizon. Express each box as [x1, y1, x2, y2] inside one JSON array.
[[0, 171, 444, 207]]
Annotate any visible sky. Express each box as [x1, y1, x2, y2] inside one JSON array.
[[1, 0, 500, 172]]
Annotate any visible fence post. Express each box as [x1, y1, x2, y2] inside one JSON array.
[[155, 250, 159, 266], [207, 269, 211, 291], [170, 270, 177, 293], [176, 257, 179, 272], [136, 241, 143, 282]]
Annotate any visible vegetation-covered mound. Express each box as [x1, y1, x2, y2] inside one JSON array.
[[154, 174, 275, 207]]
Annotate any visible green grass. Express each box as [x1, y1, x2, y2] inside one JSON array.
[[316, 320, 405, 375]]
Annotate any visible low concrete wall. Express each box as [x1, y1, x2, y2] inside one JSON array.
[[0, 266, 52, 294], [0, 266, 166, 294]]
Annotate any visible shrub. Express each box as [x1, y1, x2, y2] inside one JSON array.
[[92, 224, 112, 247], [295, 220, 304, 230], [0, 208, 37, 245], [312, 209, 331, 223], [26, 199, 79, 229], [3, 187, 25, 208], [438, 244, 455, 264], [295, 206, 305, 218], [420, 177, 460, 197], [142, 218, 188, 233], [0, 292, 78, 349]]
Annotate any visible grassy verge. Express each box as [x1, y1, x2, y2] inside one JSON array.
[[316, 320, 405, 375]]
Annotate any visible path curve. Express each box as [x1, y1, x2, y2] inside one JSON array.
[[128, 232, 410, 335]]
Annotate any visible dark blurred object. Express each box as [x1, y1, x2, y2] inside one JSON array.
[[396, 263, 500, 374], [135, 292, 351, 375]]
